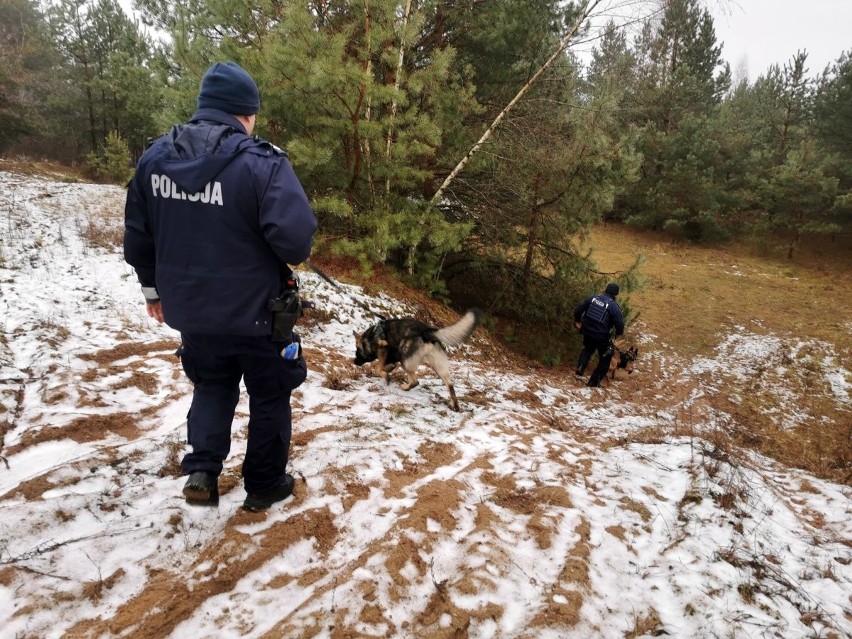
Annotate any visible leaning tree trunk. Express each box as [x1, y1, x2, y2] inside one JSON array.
[[407, 0, 603, 275], [429, 0, 603, 207], [386, 0, 413, 194]]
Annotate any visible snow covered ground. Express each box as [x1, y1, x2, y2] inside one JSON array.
[[0, 167, 850, 638]]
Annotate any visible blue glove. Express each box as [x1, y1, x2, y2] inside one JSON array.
[[281, 342, 301, 360]]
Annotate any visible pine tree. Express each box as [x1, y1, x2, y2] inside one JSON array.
[[245, 1, 480, 281], [434, 4, 640, 336], [813, 50, 852, 184], [47, 0, 161, 158], [751, 53, 813, 162], [617, 0, 731, 241], [809, 50, 852, 235], [757, 140, 840, 258], [0, 0, 59, 152], [585, 21, 637, 113], [86, 129, 133, 183]]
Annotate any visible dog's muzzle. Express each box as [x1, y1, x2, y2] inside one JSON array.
[[354, 351, 373, 366]]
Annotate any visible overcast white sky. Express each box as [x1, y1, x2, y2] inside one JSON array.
[[709, 0, 852, 80]]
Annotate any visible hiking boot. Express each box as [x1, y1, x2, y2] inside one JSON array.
[[575, 368, 584, 377], [242, 474, 295, 512], [182, 472, 219, 506]]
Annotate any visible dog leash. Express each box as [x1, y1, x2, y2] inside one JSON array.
[[304, 258, 387, 321]]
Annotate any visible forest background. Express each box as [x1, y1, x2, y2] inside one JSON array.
[[2, 0, 851, 364]]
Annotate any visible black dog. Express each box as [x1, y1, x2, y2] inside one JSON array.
[[354, 308, 481, 411]]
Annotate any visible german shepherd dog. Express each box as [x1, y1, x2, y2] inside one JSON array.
[[608, 345, 638, 379], [354, 308, 481, 411]]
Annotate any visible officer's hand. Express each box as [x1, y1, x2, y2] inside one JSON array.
[[574, 321, 582, 331], [146, 301, 165, 324]]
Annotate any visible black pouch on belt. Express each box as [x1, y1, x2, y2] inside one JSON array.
[[267, 290, 302, 341]]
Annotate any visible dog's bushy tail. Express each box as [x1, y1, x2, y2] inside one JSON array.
[[433, 308, 481, 347]]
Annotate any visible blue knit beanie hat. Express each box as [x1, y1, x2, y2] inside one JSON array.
[[605, 282, 619, 297], [197, 62, 260, 115]]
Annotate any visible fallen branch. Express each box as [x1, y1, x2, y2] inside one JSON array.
[[429, 557, 447, 598], [9, 563, 73, 581], [0, 527, 144, 565]]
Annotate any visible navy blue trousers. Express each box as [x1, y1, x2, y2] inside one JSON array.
[[577, 334, 614, 387], [178, 333, 307, 494]]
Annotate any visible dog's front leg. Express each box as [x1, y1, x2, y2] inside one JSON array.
[[609, 353, 620, 379], [375, 345, 391, 383], [376, 365, 391, 384]]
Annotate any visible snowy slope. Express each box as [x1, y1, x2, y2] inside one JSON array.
[[0, 168, 849, 639]]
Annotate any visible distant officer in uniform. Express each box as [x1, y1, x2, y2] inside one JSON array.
[[124, 61, 318, 511], [573, 282, 625, 388]]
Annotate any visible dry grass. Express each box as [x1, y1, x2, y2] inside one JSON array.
[[717, 393, 851, 484], [584, 225, 852, 358], [586, 224, 852, 485], [159, 433, 185, 478], [0, 157, 87, 182], [77, 201, 124, 250], [625, 609, 663, 638], [611, 373, 850, 484], [80, 216, 123, 250]]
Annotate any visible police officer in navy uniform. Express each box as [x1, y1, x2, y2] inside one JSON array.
[[573, 283, 625, 388], [124, 62, 318, 511]]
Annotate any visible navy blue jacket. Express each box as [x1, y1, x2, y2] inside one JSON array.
[[574, 293, 624, 340], [124, 109, 317, 336]]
